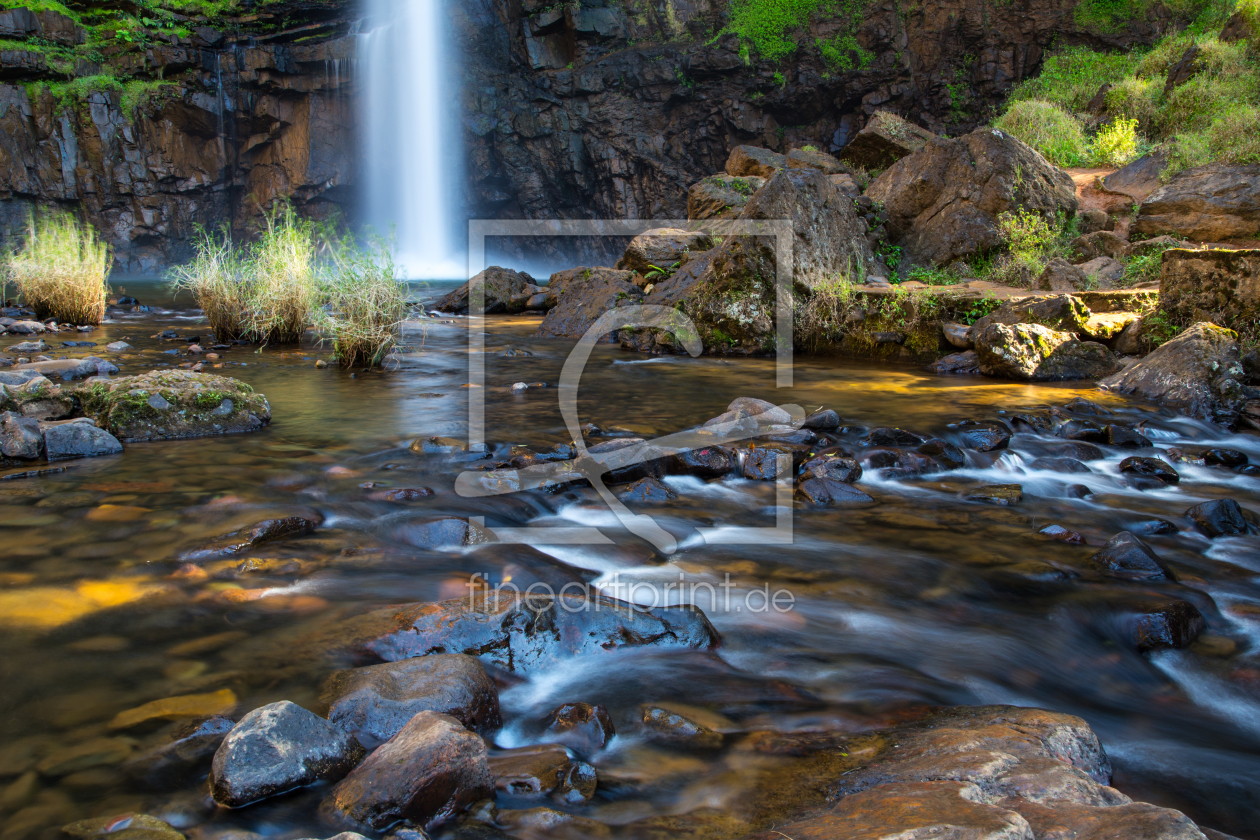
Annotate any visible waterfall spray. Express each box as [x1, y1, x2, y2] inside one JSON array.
[[360, 0, 464, 279]]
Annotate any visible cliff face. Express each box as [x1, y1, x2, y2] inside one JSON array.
[[0, 0, 1177, 271]]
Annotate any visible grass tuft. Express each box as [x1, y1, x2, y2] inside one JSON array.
[[4, 211, 110, 325], [170, 226, 249, 341], [995, 100, 1089, 167], [316, 237, 409, 368], [242, 204, 320, 344]]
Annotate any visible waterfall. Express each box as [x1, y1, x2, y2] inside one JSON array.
[[359, 0, 464, 279]]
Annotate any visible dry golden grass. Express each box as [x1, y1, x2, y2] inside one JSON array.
[[170, 227, 249, 341], [5, 212, 110, 325], [317, 239, 409, 368], [243, 205, 320, 344]]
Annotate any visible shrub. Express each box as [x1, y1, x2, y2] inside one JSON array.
[[796, 263, 859, 351], [724, 0, 823, 61], [243, 204, 321, 344], [995, 100, 1089, 166], [1206, 104, 1260, 163], [170, 227, 249, 342], [1104, 77, 1160, 130], [316, 239, 409, 368], [5, 211, 110, 325], [1091, 117, 1141, 166], [1008, 46, 1145, 111]]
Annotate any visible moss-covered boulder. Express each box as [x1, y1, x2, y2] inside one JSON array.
[[975, 323, 1119, 381], [687, 175, 765, 221], [75, 371, 271, 442]]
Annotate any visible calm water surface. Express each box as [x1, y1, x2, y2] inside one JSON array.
[[1, 279, 1258, 839]]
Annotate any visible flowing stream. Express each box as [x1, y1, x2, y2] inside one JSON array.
[[1, 281, 1259, 839]]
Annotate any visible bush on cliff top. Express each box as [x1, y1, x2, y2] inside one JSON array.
[[4, 211, 110, 325]]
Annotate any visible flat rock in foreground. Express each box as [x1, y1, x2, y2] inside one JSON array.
[[361, 592, 720, 673], [76, 370, 271, 442]]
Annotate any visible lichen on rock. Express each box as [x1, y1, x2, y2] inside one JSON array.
[[74, 370, 271, 442]]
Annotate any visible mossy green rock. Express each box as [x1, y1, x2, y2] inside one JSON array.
[[975, 323, 1119, 381], [74, 371, 270, 442]]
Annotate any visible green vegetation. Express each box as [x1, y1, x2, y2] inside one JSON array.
[[4, 211, 110, 325], [171, 207, 410, 367], [998, 0, 1260, 177], [720, 0, 871, 67]]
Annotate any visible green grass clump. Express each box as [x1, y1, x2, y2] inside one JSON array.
[[1091, 117, 1141, 167], [4, 211, 110, 325], [995, 100, 1089, 166], [242, 205, 321, 344], [720, 0, 869, 63], [170, 227, 249, 342], [316, 239, 409, 368], [1008, 46, 1146, 111]]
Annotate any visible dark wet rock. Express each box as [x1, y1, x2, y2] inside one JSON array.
[[188, 516, 320, 560], [395, 517, 492, 550], [797, 477, 874, 505], [941, 321, 973, 349], [1065, 484, 1094, 499], [839, 111, 938, 170], [436, 267, 537, 315], [802, 409, 840, 430], [1105, 425, 1151, 448], [1130, 519, 1179, 536], [210, 701, 366, 808], [544, 703, 615, 755], [1090, 532, 1173, 581], [861, 427, 924, 446], [687, 174, 765, 221], [862, 448, 901, 469], [1053, 442, 1105, 461], [1011, 798, 1219, 840], [616, 229, 714, 275], [1099, 323, 1248, 424], [123, 715, 235, 790], [741, 444, 800, 480], [1202, 448, 1248, 467], [1119, 456, 1179, 485], [41, 421, 123, 461], [975, 323, 1118, 382], [757, 428, 819, 447], [321, 711, 494, 831], [75, 371, 271, 442], [867, 128, 1077, 267], [463, 544, 598, 593], [370, 487, 436, 502], [1030, 457, 1091, 474], [665, 446, 735, 478], [970, 294, 1091, 337], [322, 655, 501, 748], [1039, 524, 1087, 545], [1, 410, 43, 461], [800, 454, 862, 484], [535, 267, 642, 339], [640, 704, 724, 750], [360, 593, 719, 674], [917, 439, 965, 469], [487, 744, 571, 797], [6, 320, 46, 335], [1238, 464, 1260, 476], [410, 436, 472, 455], [14, 356, 118, 382], [1058, 419, 1104, 441], [619, 477, 677, 503], [1185, 499, 1256, 538], [1010, 412, 1055, 434], [1123, 599, 1206, 651], [728, 396, 794, 425], [964, 484, 1023, 505], [953, 421, 1011, 452], [928, 350, 981, 375], [583, 437, 668, 484]]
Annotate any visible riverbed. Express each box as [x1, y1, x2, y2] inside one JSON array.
[[1, 281, 1258, 840]]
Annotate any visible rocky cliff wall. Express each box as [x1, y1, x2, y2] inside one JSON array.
[[0, 0, 1182, 271]]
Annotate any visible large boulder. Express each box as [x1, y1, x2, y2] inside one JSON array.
[[0, 410, 43, 461], [1099, 322, 1250, 422], [1134, 163, 1260, 241], [687, 175, 765, 220], [725, 145, 786, 178], [969, 295, 1092, 337], [322, 654, 501, 747], [435, 267, 537, 315], [1159, 248, 1260, 331], [785, 147, 851, 175], [616, 229, 714, 275], [535, 267, 642, 340], [1102, 152, 1168, 203], [321, 711, 494, 831], [359, 592, 719, 674], [626, 167, 876, 354], [838, 111, 938, 170], [866, 128, 1078, 267], [75, 371, 270, 442], [975, 323, 1119, 381], [210, 701, 366, 808], [42, 419, 123, 460]]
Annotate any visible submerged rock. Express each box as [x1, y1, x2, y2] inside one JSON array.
[[1089, 532, 1172, 581], [544, 702, 616, 755], [360, 592, 719, 674], [964, 484, 1023, 505], [1100, 323, 1249, 424], [1030, 457, 1092, 474], [75, 371, 270, 442], [797, 477, 874, 505], [123, 715, 235, 790], [488, 744, 572, 797], [322, 655, 501, 747], [640, 704, 725, 750], [210, 701, 366, 808], [321, 711, 494, 831]]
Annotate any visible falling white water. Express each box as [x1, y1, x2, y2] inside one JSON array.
[[359, 0, 464, 279]]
